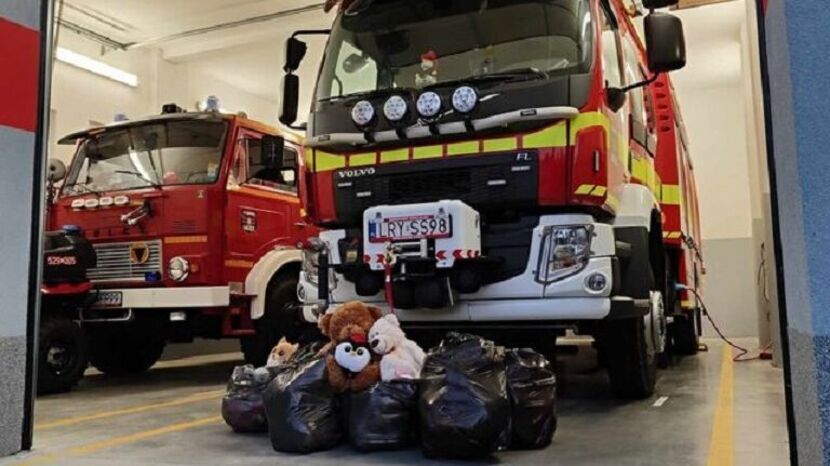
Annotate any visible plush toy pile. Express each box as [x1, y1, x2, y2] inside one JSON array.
[[221, 301, 558, 459]]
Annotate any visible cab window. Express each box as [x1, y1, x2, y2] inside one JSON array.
[[600, 1, 623, 89], [242, 137, 298, 193]]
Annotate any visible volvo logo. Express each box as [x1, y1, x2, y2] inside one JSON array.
[[129, 242, 150, 265], [338, 167, 376, 179]]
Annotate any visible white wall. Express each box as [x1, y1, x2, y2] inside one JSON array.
[[50, 33, 278, 164]]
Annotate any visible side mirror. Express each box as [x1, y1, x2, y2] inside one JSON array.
[[261, 135, 286, 170], [47, 159, 67, 183], [284, 37, 308, 73], [644, 12, 686, 73], [641, 0, 678, 8], [280, 74, 300, 127]]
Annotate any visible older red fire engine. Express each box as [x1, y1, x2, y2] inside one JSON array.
[[39, 105, 315, 393], [277, 0, 703, 399]]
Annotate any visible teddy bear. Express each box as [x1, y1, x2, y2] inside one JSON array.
[[369, 314, 426, 381], [265, 337, 299, 368], [318, 301, 384, 392]]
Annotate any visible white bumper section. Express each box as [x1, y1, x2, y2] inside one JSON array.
[[92, 286, 231, 309], [300, 213, 616, 323]]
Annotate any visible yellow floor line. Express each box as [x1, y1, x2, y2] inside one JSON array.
[[35, 389, 225, 431], [69, 416, 222, 456], [707, 346, 735, 466], [15, 416, 222, 466]]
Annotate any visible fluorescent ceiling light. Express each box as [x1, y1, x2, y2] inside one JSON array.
[[55, 47, 139, 87]]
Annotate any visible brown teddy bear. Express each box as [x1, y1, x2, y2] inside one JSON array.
[[318, 301, 383, 392]]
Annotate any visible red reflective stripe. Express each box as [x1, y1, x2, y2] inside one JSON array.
[[0, 18, 40, 132]]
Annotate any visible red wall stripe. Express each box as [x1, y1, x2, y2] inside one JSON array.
[[0, 18, 40, 133]]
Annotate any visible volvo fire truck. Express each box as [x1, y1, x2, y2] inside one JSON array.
[[281, 0, 703, 398], [39, 105, 315, 393]]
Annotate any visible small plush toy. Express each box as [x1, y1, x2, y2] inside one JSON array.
[[318, 301, 384, 392], [369, 314, 425, 381], [415, 50, 439, 89], [266, 337, 299, 368], [334, 335, 372, 375]]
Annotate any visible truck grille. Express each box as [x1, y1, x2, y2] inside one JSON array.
[[87, 240, 163, 282]]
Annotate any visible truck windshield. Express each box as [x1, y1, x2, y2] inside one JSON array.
[[62, 120, 228, 195], [316, 0, 592, 102]]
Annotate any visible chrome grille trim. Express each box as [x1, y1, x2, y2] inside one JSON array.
[[87, 240, 163, 282]]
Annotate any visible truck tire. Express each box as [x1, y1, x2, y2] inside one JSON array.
[[38, 317, 88, 394], [671, 311, 700, 356], [241, 275, 307, 367], [601, 316, 657, 399], [88, 327, 166, 375]]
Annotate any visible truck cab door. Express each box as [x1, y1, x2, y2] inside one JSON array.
[[224, 129, 301, 282]]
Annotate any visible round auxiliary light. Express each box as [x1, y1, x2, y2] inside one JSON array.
[[168, 257, 190, 282], [351, 100, 376, 127], [452, 85, 479, 114], [416, 91, 443, 119], [383, 95, 408, 123]]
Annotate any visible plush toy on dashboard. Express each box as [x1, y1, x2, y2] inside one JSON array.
[[415, 50, 439, 89], [369, 314, 425, 381], [318, 301, 383, 392]]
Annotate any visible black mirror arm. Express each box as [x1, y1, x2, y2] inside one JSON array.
[[618, 72, 660, 93]]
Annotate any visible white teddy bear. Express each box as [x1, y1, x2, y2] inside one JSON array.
[[368, 314, 425, 381]]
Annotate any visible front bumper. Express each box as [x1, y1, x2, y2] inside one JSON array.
[[300, 213, 621, 323], [89, 286, 231, 310]]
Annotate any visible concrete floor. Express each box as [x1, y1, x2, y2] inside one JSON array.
[[3, 339, 789, 466]]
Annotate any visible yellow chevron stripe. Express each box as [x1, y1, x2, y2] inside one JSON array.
[[575, 184, 595, 195], [447, 141, 479, 156], [349, 152, 376, 167], [413, 145, 443, 159]]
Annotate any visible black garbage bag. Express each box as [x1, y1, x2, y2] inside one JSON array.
[[221, 365, 274, 433], [263, 357, 342, 453], [344, 380, 419, 452], [419, 333, 511, 459], [505, 348, 557, 449]]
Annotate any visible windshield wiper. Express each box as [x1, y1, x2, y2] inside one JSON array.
[[114, 170, 161, 188], [318, 89, 380, 103], [427, 68, 551, 90]]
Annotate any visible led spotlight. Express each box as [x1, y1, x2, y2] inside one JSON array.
[[452, 86, 479, 114], [383, 95, 408, 123], [351, 100, 376, 127], [416, 91, 443, 119]]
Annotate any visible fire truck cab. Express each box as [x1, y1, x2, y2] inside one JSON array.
[[280, 0, 699, 398], [40, 105, 316, 393]]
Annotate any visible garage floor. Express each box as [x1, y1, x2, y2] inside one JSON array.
[[4, 339, 789, 466]]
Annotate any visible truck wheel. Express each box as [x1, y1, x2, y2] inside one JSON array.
[[38, 317, 88, 394], [241, 275, 309, 367], [671, 311, 700, 356], [602, 316, 657, 399], [88, 328, 166, 375]]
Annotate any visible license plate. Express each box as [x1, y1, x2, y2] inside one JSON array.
[[92, 291, 123, 308], [368, 213, 452, 243]]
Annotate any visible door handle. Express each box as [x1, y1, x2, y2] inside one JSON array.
[[294, 222, 308, 228]]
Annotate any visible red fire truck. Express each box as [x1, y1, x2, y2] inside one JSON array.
[[279, 0, 702, 398], [39, 106, 316, 393]]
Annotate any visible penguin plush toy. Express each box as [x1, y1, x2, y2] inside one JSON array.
[[334, 333, 373, 377]]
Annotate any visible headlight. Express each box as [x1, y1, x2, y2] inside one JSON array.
[[537, 226, 592, 283], [383, 95, 408, 123], [302, 239, 337, 290], [302, 248, 321, 285], [168, 257, 190, 282], [452, 86, 479, 114], [351, 100, 375, 127], [416, 91, 442, 119]]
